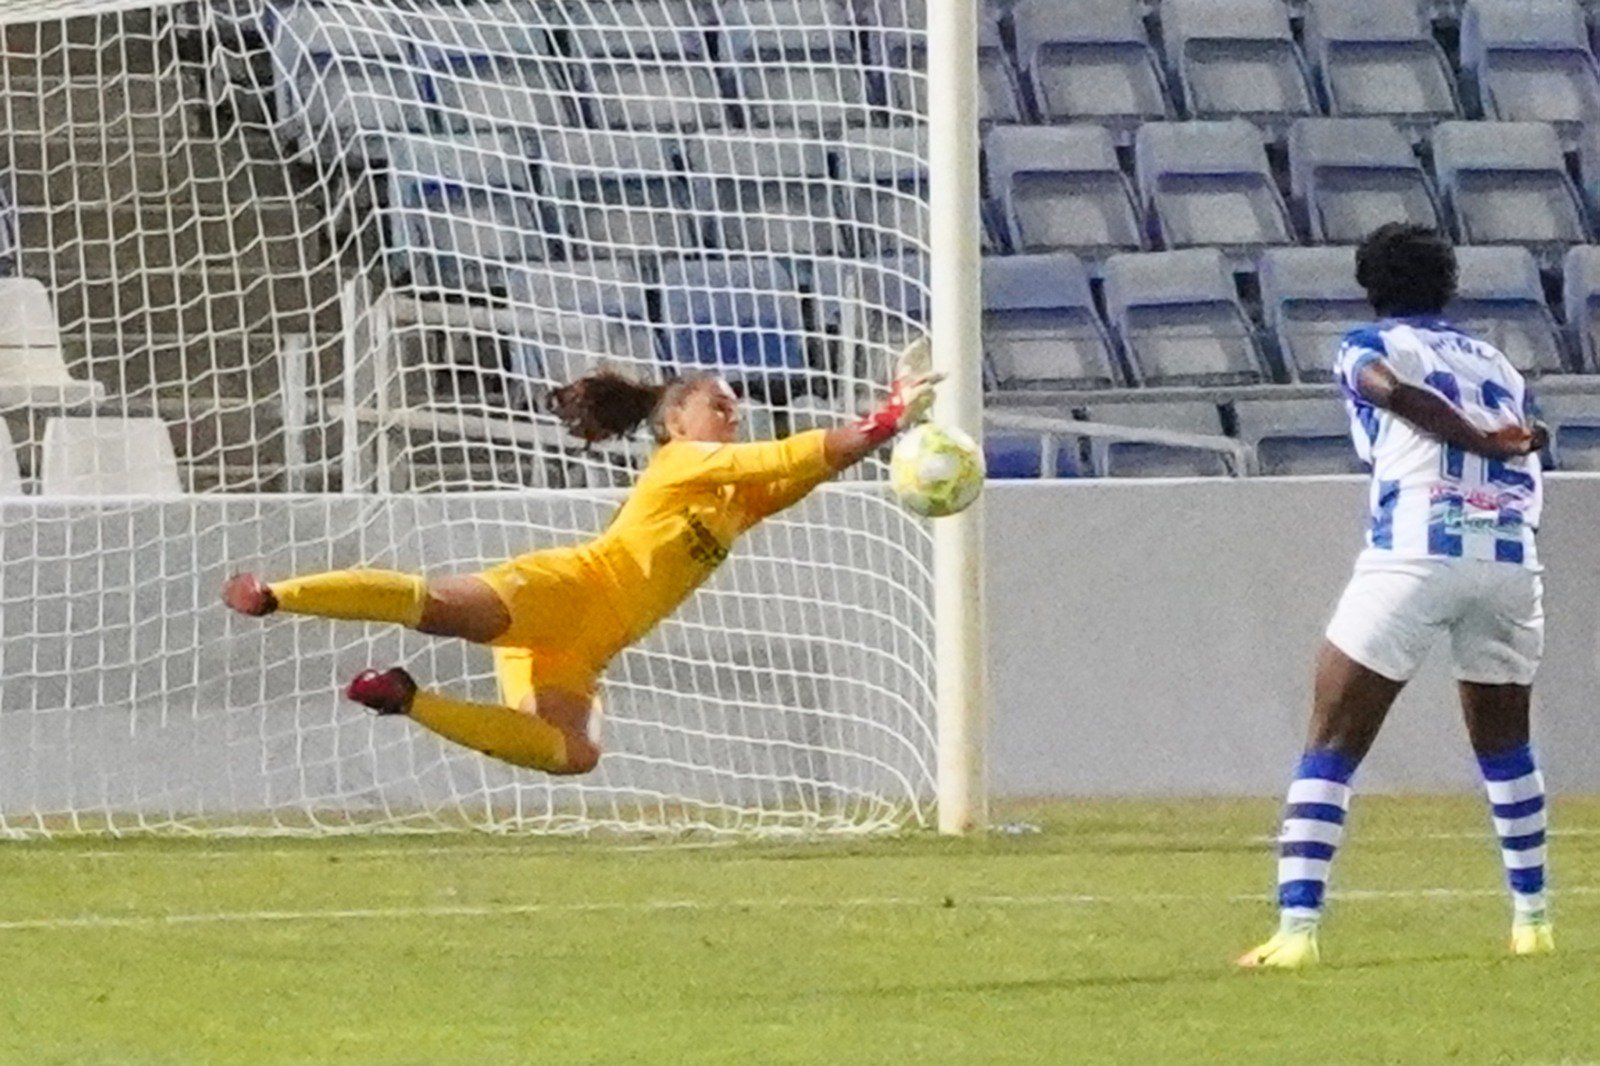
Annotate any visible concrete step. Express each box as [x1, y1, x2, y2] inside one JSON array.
[[6, 133, 294, 200], [61, 330, 343, 401], [8, 144, 296, 207], [0, 12, 167, 77], [18, 202, 324, 274], [44, 267, 341, 338], [5, 73, 195, 139]]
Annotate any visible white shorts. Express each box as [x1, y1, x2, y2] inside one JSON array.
[[1324, 555, 1544, 686]]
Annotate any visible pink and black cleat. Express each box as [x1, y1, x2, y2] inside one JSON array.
[[222, 573, 278, 617], [345, 668, 418, 716]]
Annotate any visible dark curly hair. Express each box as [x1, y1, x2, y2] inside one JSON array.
[[1355, 222, 1458, 317], [549, 370, 715, 445]]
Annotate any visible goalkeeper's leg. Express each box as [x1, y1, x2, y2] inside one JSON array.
[[346, 661, 600, 776], [222, 571, 511, 644]]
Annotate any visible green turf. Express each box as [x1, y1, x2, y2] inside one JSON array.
[[2, 796, 1598, 1065]]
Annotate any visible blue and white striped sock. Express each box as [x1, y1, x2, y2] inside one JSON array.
[[1277, 748, 1357, 930], [1477, 743, 1548, 920]]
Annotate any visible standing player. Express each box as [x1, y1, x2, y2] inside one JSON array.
[[1238, 224, 1552, 969], [222, 352, 939, 777]]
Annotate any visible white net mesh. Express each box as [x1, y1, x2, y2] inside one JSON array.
[[0, 0, 936, 836]]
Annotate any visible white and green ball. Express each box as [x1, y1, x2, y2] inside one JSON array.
[[889, 423, 985, 518]]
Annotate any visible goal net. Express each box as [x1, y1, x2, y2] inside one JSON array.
[[0, 0, 938, 836]]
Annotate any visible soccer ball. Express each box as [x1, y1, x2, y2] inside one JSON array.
[[889, 423, 985, 518]]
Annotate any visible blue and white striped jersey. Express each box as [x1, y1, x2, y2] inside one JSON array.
[[1335, 317, 1542, 569]]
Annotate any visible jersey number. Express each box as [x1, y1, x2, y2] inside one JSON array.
[[1424, 371, 1535, 491]]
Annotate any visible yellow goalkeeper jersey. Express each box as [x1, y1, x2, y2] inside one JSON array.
[[479, 429, 834, 696]]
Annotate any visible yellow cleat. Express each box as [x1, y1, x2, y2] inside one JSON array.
[[1511, 919, 1555, 957], [1237, 928, 1320, 970]]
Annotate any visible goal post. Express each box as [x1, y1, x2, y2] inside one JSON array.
[[0, 0, 987, 837], [927, 0, 988, 836]]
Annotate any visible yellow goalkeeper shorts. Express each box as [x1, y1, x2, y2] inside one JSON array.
[[477, 548, 630, 700]]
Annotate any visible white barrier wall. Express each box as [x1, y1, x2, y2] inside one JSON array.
[[2, 476, 1596, 826], [985, 477, 1600, 797]]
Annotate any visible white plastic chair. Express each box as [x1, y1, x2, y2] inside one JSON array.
[[40, 417, 183, 497], [0, 423, 24, 496], [0, 278, 71, 386]]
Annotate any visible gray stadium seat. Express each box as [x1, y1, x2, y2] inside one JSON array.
[[982, 253, 1121, 389], [1433, 121, 1590, 261], [567, 1, 723, 131], [687, 133, 844, 258], [1134, 120, 1295, 256], [1303, 0, 1459, 134], [271, 4, 428, 162], [1562, 244, 1600, 372], [724, 0, 870, 132], [0, 424, 21, 497], [0, 182, 15, 274], [1535, 393, 1600, 469], [985, 435, 1085, 478], [1233, 397, 1365, 475], [812, 253, 928, 376], [1102, 249, 1268, 386], [985, 126, 1142, 262], [1288, 119, 1440, 244], [1259, 246, 1370, 383], [977, 13, 1025, 125], [836, 127, 928, 255], [1461, 0, 1600, 149], [1011, 0, 1169, 141], [540, 129, 700, 259], [1081, 402, 1232, 478], [413, 3, 573, 136], [503, 261, 661, 386], [385, 132, 547, 292], [660, 255, 807, 379], [1450, 246, 1569, 376], [1162, 0, 1316, 136]]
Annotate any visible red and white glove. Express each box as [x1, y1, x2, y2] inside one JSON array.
[[856, 338, 944, 446]]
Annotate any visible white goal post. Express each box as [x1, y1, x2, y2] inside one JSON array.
[[0, 0, 987, 837]]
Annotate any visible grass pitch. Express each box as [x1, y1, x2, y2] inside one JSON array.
[[3, 797, 1598, 1065]]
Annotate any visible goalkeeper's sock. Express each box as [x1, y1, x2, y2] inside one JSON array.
[[1476, 743, 1548, 922], [408, 689, 582, 775], [1276, 748, 1357, 927], [270, 570, 427, 628]]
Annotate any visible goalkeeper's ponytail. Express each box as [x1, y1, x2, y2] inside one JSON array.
[[552, 370, 712, 445]]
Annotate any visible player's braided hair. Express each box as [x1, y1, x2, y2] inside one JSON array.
[[551, 370, 712, 445], [1356, 222, 1459, 317]]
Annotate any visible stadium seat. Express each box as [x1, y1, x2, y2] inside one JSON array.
[[0, 183, 15, 275], [1433, 121, 1590, 261], [1134, 120, 1295, 257], [812, 252, 927, 375], [976, 12, 1026, 125], [837, 127, 928, 256], [1451, 246, 1569, 376], [1011, 0, 1169, 141], [270, 4, 428, 161], [0, 278, 71, 389], [1461, 0, 1600, 149], [1303, 0, 1459, 134], [724, 0, 870, 132], [1288, 119, 1441, 244], [688, 133, 844, 258], [385, 132, 547, 291], [984, 434, 1084, 478], [1080, 402, 1233, 478], [1161, 0, 1317, 136], [1102, 249, 1269, 386], [983, 253, 1121, 389], [1259, 246, 1371, 383], [984, 126, 1142, 263], [540, 129, 699, 260], [660, 256, 807, 379], [567, 0, 723, 131], [503, 261, 660, 385], [414, 1, 572, 135], [39, 417, 183, 497], [0, 424, 21, 496], [1535, 393, 1600, 469], [1562, 244, 1600, 372], [1233, 397, 1365, 475]]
